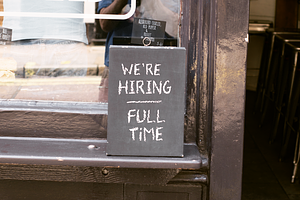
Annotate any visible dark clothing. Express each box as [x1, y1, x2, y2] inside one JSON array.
[[98, 0, 133, 67]]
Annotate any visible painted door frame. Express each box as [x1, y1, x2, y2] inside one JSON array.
[[181, 0, 248, 199], [0, 0, 248, 199]]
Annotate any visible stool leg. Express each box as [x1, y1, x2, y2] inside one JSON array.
[[255, 35, 271, 114], [280, 53, 299, 160], [270, 111, 281, 143], [274, 43, 287, 103], [270, 50, 290, 143], [291, 129, 300, 183], [280, 116, 295, 161], [260, 42, 282, 126], [256, 35, 276, 113]]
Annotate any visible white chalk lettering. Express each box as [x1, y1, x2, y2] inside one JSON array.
[[163, 80, 171, 94], [136, 109, 146, 123], [121, 63, 133, 75], [147, 110, 155, 123], [153, 81, 162, 94], [129, 127, 138, 140], [144, 127, 155, 141], [118, 80, 171, 95], [146, 80, 152, 94], [134, 63, 141, 75], [127, 109, 165, 124], [118, 80, 128, 95], [126, 100, 162, 104], [156, 127, 163, 141], [139, 128, 143, 141], [129, 127, 163, 142], [121, 63, 162, 76], [128, 109, 136, 123], [129, 80, 135, 94], [120, 60, 172, 143], [154, 64, 161, 76], [136, 80, 145, 94], [156, 110, 166, 123], [145, 64, 153, 75]]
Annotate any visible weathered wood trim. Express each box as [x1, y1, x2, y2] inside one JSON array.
[[0, 180, 124, 200], [181, 0, 208, 149], [0, 99, 107, 115], [0, 164, 180, 185], [182, 0, 247, 199], [275, 0, 298, 29], [124, 184, 206, 200], [209, 0, 248, 199], [169, 171, 208, 184], [0, 0, 247, 199], [0, 0, 3, 27], [0, 137, 202, 169], [0, 111, 107, 138]]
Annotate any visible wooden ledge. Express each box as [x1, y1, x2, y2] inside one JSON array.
[[0, 137, 202, 169]]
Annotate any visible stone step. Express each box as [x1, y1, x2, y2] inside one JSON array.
[[23, 64, 106, 78]]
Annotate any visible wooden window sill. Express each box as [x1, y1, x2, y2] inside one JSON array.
[[0, 137, 202, 169]]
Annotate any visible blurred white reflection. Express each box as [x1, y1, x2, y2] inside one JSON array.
[[3, 0, 87, 43]]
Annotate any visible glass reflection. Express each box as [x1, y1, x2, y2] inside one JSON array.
[[0, 0, 180, 103]]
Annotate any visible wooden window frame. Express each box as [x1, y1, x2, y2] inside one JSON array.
[[0, 0, 248, 199]]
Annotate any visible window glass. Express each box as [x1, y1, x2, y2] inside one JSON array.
[[0, 0, 180, 103]]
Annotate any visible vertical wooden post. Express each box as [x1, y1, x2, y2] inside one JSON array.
[[209, 0, 248, 199], [182, 0, 249, 199], [0, 0, 3, 27], [275, 0, 298, 28]]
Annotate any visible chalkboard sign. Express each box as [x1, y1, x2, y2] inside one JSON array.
[[0, 27, 12, 45], [107, 46, 186, 157], [131, 18, 166, 46]]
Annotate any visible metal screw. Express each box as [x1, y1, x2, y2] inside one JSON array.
[[102, 168, 109, 176], [88, 145, 96, 150], [88, 145, 100, 150]]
